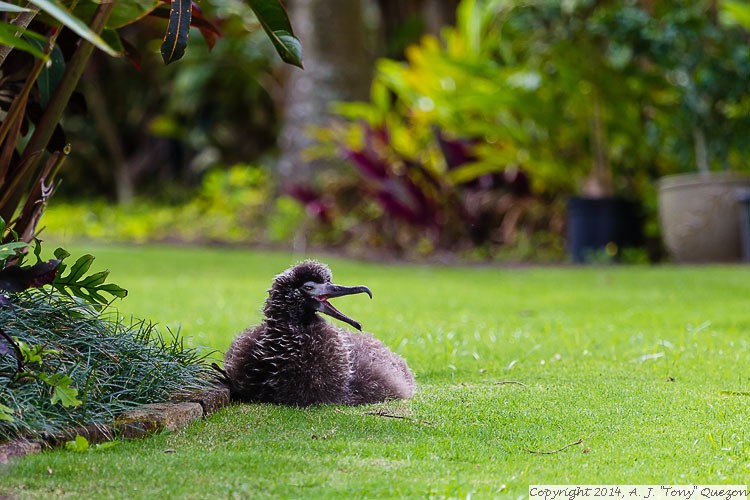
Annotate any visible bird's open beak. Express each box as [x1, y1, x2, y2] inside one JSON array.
[[309, 283, 372, 331]]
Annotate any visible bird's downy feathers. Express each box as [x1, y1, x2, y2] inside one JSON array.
[[222, 260, 415, 406]]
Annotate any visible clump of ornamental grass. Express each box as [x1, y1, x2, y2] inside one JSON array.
[[0, 290, 215, 442]]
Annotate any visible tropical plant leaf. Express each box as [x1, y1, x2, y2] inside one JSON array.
[[0, 1, 31, 12], [16, 340, 41, 364], [160, 0, 191, 64], [32, 238, 43, 262], [94, 440, 119, 451], [53, 247, 71, 260], [447, 161, 503, 185], [101, 28, 125, 55], [0, 241, 28, 262], [28, 0, 119, 56], [94, 283, 128, 299], [65, 434, 90, 452], [109, 0, 160, 29], [65, 254, 93, 282], [16, 339, 59, 365], [247, 0, 303, 68], [43, 373, 82, 407], [0, 22, 48, 59], [722, 1, 750, 30], [0, 259, 60, 292], [191, 3, 220, 49], [52, 253, 128, 306], [72, 0, 160, 31], [37, 44, 65, 107], [15, 369, 82, 407], [149, 2, 221, 51], [77, 270, 110, 288], [0, 403, 14, 422]]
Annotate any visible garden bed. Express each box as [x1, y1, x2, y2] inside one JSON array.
[[0, 386, 229, 463]]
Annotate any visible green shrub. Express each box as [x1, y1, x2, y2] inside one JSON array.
[[0, 237, 213, 442], [301, 0, 750, 259], [0, 290, 214, 442], [42, 163, 287, 245]]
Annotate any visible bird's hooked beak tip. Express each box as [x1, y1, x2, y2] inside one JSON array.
[[311, 283, 371, 330]]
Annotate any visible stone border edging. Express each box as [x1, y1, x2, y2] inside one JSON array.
[[0, 385, 230, 464]]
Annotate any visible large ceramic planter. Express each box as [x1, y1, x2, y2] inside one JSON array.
[[657, 172, 750, 262], [566, 196, 643, 263]]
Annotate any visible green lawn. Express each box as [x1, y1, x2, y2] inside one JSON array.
[[2, 243, 750, 498]]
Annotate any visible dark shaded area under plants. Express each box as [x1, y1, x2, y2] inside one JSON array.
[[0, 290, 215, 442]]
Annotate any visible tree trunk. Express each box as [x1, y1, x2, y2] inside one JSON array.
[[82, 65, 134, 205], [693, 126, 709, 174], [277, 0, 373, 187], [420, 0, 459, 36], [374, 0, 459, 56]]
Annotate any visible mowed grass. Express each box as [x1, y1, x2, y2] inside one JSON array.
[[2, 243, 750, 498]]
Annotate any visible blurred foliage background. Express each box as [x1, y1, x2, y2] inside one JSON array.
[[27, 0, 750, 262]]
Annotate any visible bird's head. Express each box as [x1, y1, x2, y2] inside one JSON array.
[[264, 260, 372, 330]]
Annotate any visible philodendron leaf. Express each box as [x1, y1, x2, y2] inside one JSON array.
[[160, 0, 191, 64], [65, 254, 94, 282], [94, 283, 128, 299], [247, 0, 303, 68], [53, 247, 71, 272], [52, 252, 128, 307], [28, 0, 119, 56], [0, 242, 28, 261]]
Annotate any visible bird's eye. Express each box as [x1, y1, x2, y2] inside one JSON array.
[[302, 284, 314, 291]]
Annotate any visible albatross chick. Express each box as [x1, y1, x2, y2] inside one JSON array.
[[222, 261, 415, 406]]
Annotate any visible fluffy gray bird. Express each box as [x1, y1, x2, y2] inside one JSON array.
[[222, 260, 415, 406]]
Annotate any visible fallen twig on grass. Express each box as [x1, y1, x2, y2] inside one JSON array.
[[719, 390, 750, 397], [365, 409, 433, 426], [525, 438, 584, 455], [495, 380, 528, 388]]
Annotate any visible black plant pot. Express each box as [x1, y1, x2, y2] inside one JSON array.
[[566, 196, 643, 263]]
